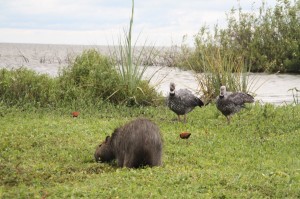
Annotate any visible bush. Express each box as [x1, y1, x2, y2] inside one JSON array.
[[0, 50, 162, 108], [181, 0, 300, 73], [58, 49, 122, 104], [60, 49, 162, 106], [0, 68, 58, 107]]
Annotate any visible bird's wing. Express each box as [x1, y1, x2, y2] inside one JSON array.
[[177, 89, 200, 106], [227, 92, 254, 105]]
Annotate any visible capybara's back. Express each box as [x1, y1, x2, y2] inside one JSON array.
[[95, 118, 163, 168]]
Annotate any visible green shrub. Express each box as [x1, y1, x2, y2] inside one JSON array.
[[0, 50, 162, 108], [59, 49, 162, 106], [0, 68, 58, 107], [58, 49, 122, 104], [180, 0, 300, 73]]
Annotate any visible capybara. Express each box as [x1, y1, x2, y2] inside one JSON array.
[[94, 118, 163, 168]]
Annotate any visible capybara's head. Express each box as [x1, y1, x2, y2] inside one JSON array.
[[94, 136, 115, 162]]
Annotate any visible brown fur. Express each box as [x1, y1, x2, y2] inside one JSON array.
[[94, 118, 163, 168]]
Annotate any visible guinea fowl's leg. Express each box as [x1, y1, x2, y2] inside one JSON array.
[[184, 114, 187, 123], [177, 115, 181, 122], [226, 115, 231, 124]]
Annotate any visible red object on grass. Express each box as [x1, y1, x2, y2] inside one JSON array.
[[180, 132, 191, 139], [72, 111, 80, 117]]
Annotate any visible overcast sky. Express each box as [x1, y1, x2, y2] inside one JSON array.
[[0, 0, 278, 46]]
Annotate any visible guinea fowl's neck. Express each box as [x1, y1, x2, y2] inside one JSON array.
[[169, 90, 175, 96]]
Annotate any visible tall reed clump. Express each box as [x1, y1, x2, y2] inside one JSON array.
[[185, 27, 251, 102], [109, 0, 160, 106], [0, 68, 58, 108]]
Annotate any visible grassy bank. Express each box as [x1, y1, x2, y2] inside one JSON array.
[[1, 103, 300, 198]]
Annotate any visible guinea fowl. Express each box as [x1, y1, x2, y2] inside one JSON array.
[[167, 82, 204, 123], [216, 86, 254, 124]]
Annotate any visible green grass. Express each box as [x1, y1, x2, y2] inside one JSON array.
[[1, 103, 300, 198]]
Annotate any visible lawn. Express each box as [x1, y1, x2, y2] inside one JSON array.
[[1, 103, 300, 198]]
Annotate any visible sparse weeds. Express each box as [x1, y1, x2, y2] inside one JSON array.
[[288, 87, 300, 105]]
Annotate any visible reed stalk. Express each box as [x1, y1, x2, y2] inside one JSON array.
[[191, 44, 251, 101], [109, 0, 157, 104]]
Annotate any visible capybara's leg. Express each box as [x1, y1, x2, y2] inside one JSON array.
[[117, 157, 124, 167], [123, 155, 140, 168], [148, 152, 162, 167]]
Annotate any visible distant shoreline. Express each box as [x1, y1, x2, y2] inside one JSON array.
[[0, 42, 170, 49], [0, 42, 177, 76]]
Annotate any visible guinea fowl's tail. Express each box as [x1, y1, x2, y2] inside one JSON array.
[[244, 93, 255, 103], [240, 93, 255, 103], [197, 97, 205, 107]]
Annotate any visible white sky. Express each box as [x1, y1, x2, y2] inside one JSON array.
[[0, 0, 278, 46]]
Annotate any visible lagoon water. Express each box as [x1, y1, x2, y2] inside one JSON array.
[[1, 43, 299, 105]]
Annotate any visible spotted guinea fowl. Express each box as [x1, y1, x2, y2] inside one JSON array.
[[216, 86, 254, 124], [167, 82, 204, 123]]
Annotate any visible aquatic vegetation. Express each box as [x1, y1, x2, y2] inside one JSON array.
[[188, 31, 252, 101]]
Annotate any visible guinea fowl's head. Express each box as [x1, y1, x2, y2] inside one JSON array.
[[219, 86, 227, 98], [170, 82, 176, 95]]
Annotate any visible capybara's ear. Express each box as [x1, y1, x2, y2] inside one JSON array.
[[105, 136, 110, 143]]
